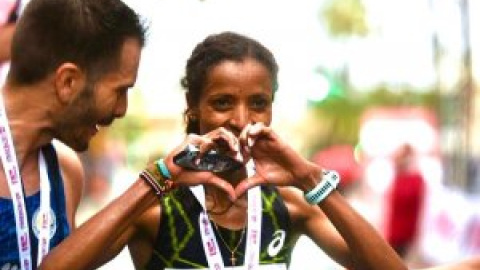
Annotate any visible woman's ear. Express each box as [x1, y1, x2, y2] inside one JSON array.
[[54, 63, 86, 104]]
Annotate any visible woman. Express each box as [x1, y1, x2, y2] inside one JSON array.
[[39, 31, 406, 270]]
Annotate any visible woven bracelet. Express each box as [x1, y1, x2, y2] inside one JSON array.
[[140, 163, 176, 198], [140, 170, 164, 197]]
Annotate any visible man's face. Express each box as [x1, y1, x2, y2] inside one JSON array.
[[55, 38, 142, 151]]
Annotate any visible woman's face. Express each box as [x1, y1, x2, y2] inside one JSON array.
[[194, 58, 274, 136]]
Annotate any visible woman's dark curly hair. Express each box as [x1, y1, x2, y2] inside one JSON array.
[[180, 31, 279, 134]]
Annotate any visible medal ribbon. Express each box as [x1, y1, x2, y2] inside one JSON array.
[[0, 96, 51, 270], [191, 161, 262, 270]]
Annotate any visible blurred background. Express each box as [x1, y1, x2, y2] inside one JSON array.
[[72, 0, 480, 269]]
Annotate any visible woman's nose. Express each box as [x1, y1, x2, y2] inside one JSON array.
[[229, 105, 250, 132]]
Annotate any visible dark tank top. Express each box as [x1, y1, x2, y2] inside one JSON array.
[[0, 143, 70, 270], [145, 185, 294, 269]]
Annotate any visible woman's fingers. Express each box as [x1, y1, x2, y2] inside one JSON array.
[[234, 175, 263, 198], [207, 175, 237, 201]]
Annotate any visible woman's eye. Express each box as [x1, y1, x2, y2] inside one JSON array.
[[251, 98, 270, 110], [211, 98, 232, 110]]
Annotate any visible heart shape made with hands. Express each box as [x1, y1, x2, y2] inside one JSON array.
[[171, 123, 283, 200], [172, 140, 258, 199]]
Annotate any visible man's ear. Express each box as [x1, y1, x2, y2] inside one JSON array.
[[54, 63, 86, 104]]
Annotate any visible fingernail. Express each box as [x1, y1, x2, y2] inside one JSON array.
[[248, 138, 254, 148], [235, 152, 243, 162]]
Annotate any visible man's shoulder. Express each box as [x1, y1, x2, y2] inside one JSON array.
[[51, 139, 85, 186], [52, 140, 81, 164]]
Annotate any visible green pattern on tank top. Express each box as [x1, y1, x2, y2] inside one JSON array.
[[156, 194, 198, 268], [145, 186, 294, 269]]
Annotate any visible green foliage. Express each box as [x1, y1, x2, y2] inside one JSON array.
[[321, 0, 369, 38], [108, 114, 148, 143], [307, 85, 440, 156]]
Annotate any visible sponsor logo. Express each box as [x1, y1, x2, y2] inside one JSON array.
[[0, 127, 12, 162], [207, 239, 217, 255], [267, 230, 286, 257], [15, 193, 25, 228], [20, 233, 29, 252]]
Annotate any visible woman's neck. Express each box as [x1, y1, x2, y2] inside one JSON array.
[[204, 167, 249, 229]]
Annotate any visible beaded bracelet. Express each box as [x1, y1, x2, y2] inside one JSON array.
[[140, 159, 176, 198], [304, 169, 340, 205]]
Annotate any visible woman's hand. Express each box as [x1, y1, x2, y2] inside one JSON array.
[[235, 122, 322, 197], [161, 128, 246, 201]]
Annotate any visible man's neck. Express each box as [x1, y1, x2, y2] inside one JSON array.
[[2, 84, 54, 168]]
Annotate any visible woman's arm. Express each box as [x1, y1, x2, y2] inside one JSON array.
[[318, 190, 405, 269], [280, 188, 351, 266], [237, 123, 407, 270], [421, 257, 480, 270]]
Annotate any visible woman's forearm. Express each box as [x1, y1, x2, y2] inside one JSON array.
[[319, 191, 407, 270]]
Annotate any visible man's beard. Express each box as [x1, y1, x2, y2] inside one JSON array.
[[54, 82, 99, 152]]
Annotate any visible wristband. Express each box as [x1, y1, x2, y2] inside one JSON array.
[[155, 158, 172, 179], [140, 170, 165, 197], [304, 169, 340, 205], [140, 160, 176, 198]]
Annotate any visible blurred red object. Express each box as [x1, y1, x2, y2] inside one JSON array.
[[311, 144, 361, 188]]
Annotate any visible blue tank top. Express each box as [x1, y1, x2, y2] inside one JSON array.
[[0, 143, 70, 270]]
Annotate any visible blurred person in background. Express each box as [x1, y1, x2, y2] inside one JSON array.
[[0, 0, 19, 60], [0, 0, 23, 83], [385, 143, 426, 258], [0, 0, 146, 269], [39, 31, 407, 270]]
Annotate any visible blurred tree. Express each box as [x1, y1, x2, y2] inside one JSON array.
[[306, 85, 440, 158], [308, 0, 442, 160], [321, 0, 368, 38]]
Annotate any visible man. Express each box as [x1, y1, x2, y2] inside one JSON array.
[[0, 0, 146, 269]]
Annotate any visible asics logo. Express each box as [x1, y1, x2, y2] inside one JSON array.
[[267, 230, 286, 257]]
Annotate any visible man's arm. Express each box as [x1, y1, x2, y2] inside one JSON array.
[[40, 135, 238, 270], [39, 177, 157, 270]]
